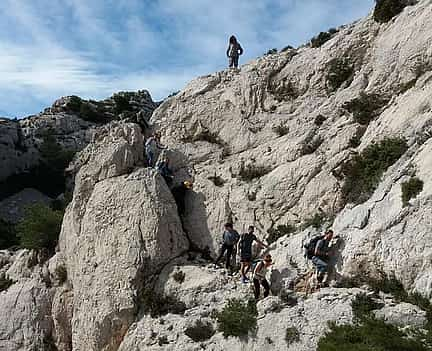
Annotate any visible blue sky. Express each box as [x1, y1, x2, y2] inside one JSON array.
[[0, 0, 374, 118]]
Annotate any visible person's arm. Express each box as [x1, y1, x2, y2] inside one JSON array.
[[255, 238, 268, 249], [238, 45, 243, 56], [315, 240, 328, 257], [226, 45, 230, 57]]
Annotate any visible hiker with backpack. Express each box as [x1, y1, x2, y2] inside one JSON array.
[[253, 254, 273, 300], [214, 222, 240, 270], [226, 35, 243, 69], [238, 226, 268, 283], [304, 229, 334, 285], [145, 133, 165, 167]]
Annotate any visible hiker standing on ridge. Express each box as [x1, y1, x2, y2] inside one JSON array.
[[145, 133, 165, 167], [214, 222, 240, 271], [253, 254, 272, 300], [226, 35, 243, 69], [311, 229, 334, 285], [238, 226, 268, 283]]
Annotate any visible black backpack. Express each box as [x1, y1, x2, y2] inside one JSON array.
[[304, 235, 324, 259]]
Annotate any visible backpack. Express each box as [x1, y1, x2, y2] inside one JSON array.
[[238, 233, 253, 254], [304, 235, 324, 259], [224, 230, 239, 246]]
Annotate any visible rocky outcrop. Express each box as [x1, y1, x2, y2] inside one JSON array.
[[58, 123, 189, 351]]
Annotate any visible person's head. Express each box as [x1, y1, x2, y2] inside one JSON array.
[[324, 229, 334, 241], [229, 35, 237, 44], [263, 254, 272, 266], [224, 222, 233, 230], [183, 180, 193, 189], [248, 225, 254, 234]]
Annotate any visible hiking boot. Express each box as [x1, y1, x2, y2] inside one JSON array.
[[241, 277, 249, 284]]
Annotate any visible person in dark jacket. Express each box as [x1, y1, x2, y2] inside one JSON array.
[[312, 230, 334, 284], [156, 157, 174, 186], [226, 35, 243, 68], [214, 222, 240, 270]]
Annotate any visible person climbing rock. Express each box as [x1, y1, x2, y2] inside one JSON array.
[[214, 222, 240, 270], [238, 226, 268, 283], [156, 156, 174, 186], [145, 133, 165, 167], [171, 181, 193, 216], [253, 254, 272, 300], [226, 35, 243, 69], [311, 229, 334, 285]]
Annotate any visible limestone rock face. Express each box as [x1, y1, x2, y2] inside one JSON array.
[[59, 123, 189, 351], [152, 0, 432, 297]]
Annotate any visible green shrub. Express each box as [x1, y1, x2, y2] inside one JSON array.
[[301, 136, 323, 155], [267, 224, 296, 244], [172, 270, 185, 284], [66, 95, 82, 112], [401, 177, 423, 206], [349, 126, 367, 148], [374, 0, 407, 23], [79, 102, 109, 123], [184, 320, 215, 342], [343, 92, 390, 125], [317, 318, 428, 351], [265, 48, 278, 55], [216, 298, 258, 338], [281, 45, 294, 52], [341, 137, 408, 204], [269, 78, 298, 102], [399, 79, 417, 94], [314, 114, 327, 126], [113, 94, 133, 114], [39, 132, 75, 172], [326, 58, 354, 92], [141, 288, 186, 317], [238, 164, 271, 182], [0, 274, 13, 292], [351, 293, 384, 321], [16, 204, 63, 251], [311, 29, 338, 48], [273, 124, 290, 136], [285, 327, 300, 345], [158, 336, 169, 346], [55, 265, 67, 284], [0, 219, 19, 249], [208, 175, 225, 187], [302, 213, 326, 229]]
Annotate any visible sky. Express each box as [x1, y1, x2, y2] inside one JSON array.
[[0, 0, 374, 118]]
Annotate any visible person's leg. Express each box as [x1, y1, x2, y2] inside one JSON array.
[[234, 56, 239, 68], [312, 257, 328, 283], [229, 57, 234, 68], [240, 261, 246, 279], [215, 244, 227, 265], [225, 245, 233, 269], [146, 149, 153, 167], [261, 279, 270, 298], [253, 278, 261, 300]]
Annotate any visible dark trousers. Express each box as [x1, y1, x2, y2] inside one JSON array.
[[229, 56, 239, 68], [215, 243, 234, 268], [253, 278, 270, 300]]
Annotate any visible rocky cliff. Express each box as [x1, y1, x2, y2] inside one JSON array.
[[1, 1, 432, 350]]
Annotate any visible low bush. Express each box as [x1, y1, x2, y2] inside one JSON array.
[[158, 336, 169, 346], [265, 48, 278, 55], [216, 298, 258, 338], [326, 58, 354, 92], [269, 78, 298, 102], [285, 327, 300, 345], [141, 288, 186, 317], [273, 124, 290, 137], [0, 219, 19, 249], [238, 164, 271, 182], [281, 45, 294, 52], [301, 136, 323, 155], [113, 94, 133, 114], [66, 95, 82, 112], [267, 224, 296, 244], [172, 270, 185, 284], [341, 137, 408, 204], [79, 101, 109, 123], [0, 274, 13, 292], [302, 213, 326, 229], [343, 92, 390, 125], [310, 29, 338, 48], [348, 126, 367, 148], [184, 320, 215, 342], [374, 0, 407, 23], [208, 175, 225, 187], [55, 265, 67, 285], [351, 293, 384, 321], [318, 318, 428, 351], [401, 177, 423, 206], [16, 204, 63, 252], [314, 114, 327, 126]]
